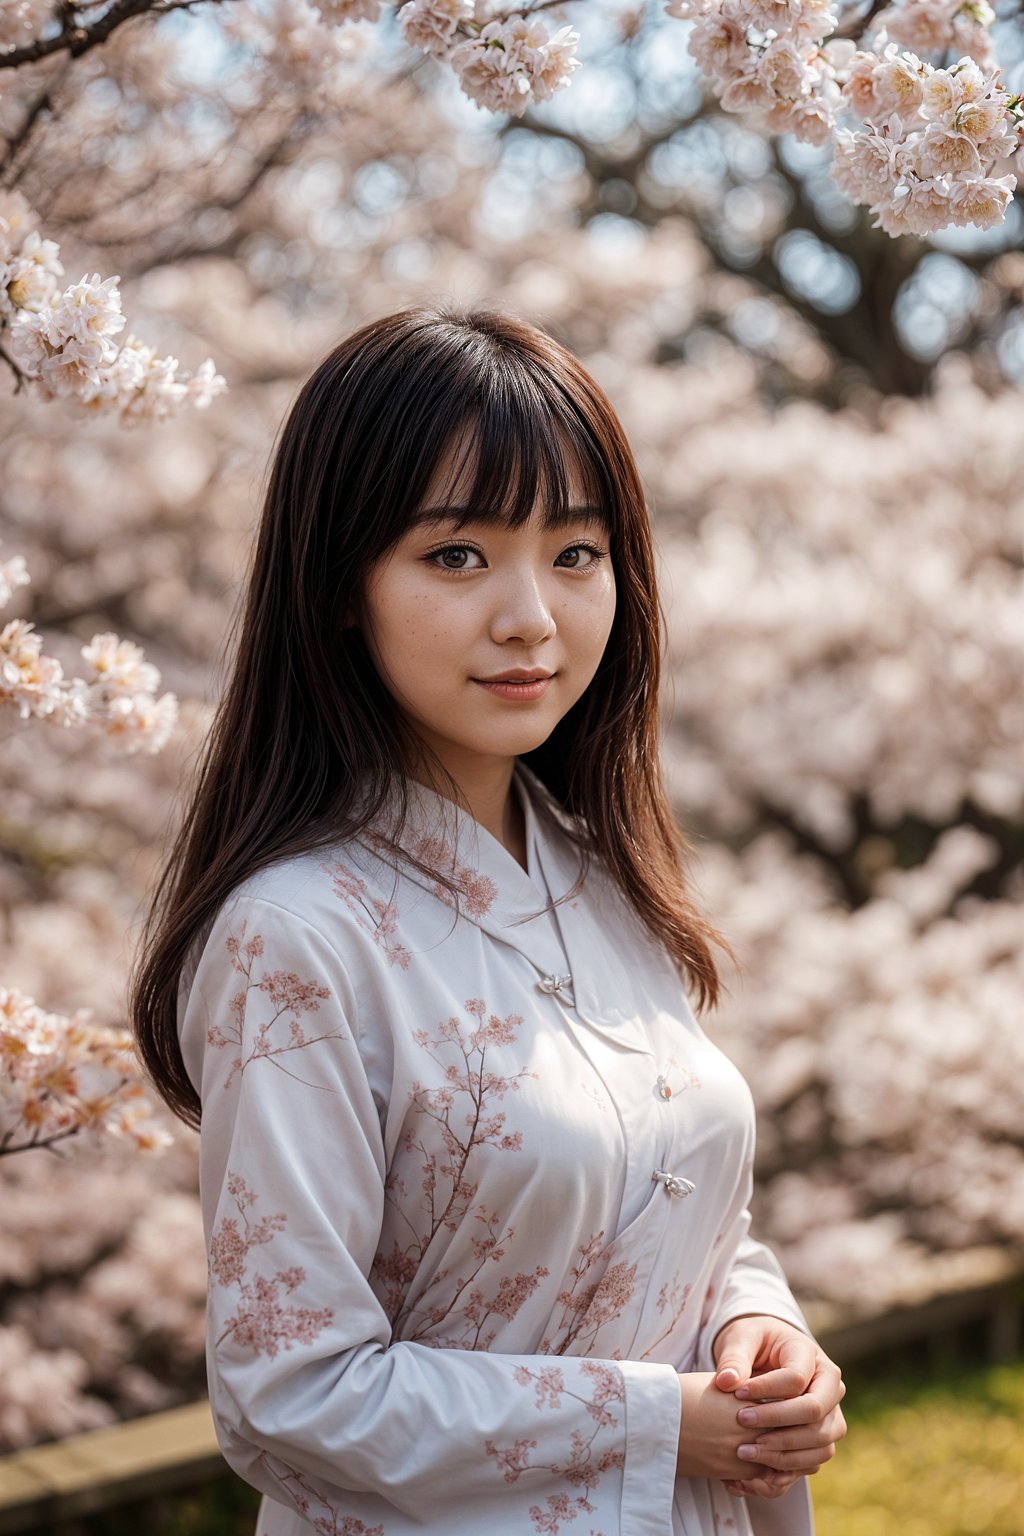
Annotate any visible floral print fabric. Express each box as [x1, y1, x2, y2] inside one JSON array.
[[177, 764, 814, 1536]]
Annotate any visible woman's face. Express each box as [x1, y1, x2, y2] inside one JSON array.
[[358, 444, 617, 781]]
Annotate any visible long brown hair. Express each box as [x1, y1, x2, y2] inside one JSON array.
[[130, 304, 730, 1130]]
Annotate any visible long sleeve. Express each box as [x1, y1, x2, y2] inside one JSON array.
[[180, 892, 682, 1536]]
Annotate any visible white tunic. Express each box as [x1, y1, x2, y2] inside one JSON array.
[[177, 763, 815, 1536]]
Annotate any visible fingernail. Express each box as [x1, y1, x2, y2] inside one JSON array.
[[718, 1369, 739, 1386], [738, 1444, 759, 1459], [737, 1408, 758, 1426], [734, 1386, 751, 1398]]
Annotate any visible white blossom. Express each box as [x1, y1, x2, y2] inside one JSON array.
[[0, 558, 179, 751], [0, 230, 64, 317], [0, 553, 30, 611], [666, 0, 1021, 232], [831, 120, 907, 201], [0, 206, 223, 429], [398, 0, 475, 57], [0, 620, 66, 723], [947, 171, 1016, 227], [870, 0, 996, 67], [0, 986, 172, 1158], [449, 14, 581, 117]]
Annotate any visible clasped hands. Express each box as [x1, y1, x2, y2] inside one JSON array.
[[676, 1314, 847, 1500]]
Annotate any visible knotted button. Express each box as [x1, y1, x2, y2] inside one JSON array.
[[653, 1167, 695, 1199], [537, 973, 573, 998]]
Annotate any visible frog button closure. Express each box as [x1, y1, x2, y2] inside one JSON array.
[[537, 972, 573, 999], [653, 1168, 696, 1199]]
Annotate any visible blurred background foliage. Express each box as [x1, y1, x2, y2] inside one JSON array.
[[1, 0, 1022, 1489]]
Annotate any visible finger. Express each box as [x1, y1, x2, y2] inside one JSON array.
[[715, 1363, 749, 1391], [724, 1471, 800, 1496], [727, 1461, 802, 1491], [725, 1470, 800, 1499], [738, 1441, 837, 1474], [793, 1352, 844, 1416], [733, 1365, 809, 1401], [714, 1328, 758, 1391], [734, 1333, 816, 1400], [752, 1407, 848, 1454], [740, 1358, 845, 1421], [736, 1393, 830, 1431]]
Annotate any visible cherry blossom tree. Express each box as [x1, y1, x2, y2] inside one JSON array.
[[0, 0, 1022, 1454], [1, 523, 181, 1157], [2, 0, 1023, 429]]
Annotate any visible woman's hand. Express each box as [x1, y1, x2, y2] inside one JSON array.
[[710, 1314, 847, 1500], [676, 1372, 779, 1482]]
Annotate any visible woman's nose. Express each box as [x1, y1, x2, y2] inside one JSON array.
[[490, 569, 556, 646]]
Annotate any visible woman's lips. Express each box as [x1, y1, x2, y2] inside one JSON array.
[[472, 677, 554, 701]]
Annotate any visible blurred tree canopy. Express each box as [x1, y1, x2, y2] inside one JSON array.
[[1, 0, 1022, 1449]]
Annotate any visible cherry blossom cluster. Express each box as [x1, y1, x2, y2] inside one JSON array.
[[397, 0, 582, 118], [831, 46, 1023, 235], [666, 0, 845, 146], [870, 0, 997, 70], [1, 546, 179, 752], [0, 193, 227, 424], [393, 0, 580, 118], [0, 985, 172, 1158], [225, 0, 580, 116], [665, 0, 1022, 234]]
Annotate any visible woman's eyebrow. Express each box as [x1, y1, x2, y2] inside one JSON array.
[[410, 503, 609, 529]]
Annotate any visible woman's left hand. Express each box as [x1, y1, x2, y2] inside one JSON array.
[[710, 1314, 847, 1500]]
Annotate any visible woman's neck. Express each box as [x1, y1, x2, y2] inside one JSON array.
[[407, 752, 527, 870]]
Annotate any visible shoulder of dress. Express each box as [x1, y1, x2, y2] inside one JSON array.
[[215, 838, 399, 939]]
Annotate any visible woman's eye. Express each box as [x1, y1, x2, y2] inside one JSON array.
[[429, 544, 484, 571], [555, 543, 606, 570]]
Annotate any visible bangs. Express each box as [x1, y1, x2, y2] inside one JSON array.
[[411, 370, 618, 537]]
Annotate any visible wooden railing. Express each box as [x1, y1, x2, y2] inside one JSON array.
[[0, 1399, 224, 1535], [1, 1248, 1021, 1535]]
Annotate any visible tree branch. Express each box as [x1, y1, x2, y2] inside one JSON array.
[[0, 0, 236, 69], [0, 61, 72, 179]]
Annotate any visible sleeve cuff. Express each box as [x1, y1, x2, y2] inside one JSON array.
[[618, 1359, 679, 1536]]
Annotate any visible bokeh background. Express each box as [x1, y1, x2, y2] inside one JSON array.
[[2, 2, 1023, 1532]]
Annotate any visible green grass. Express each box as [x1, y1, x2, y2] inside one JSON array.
[[51, 1357, 1024, 1535], [813, 1358, 1024, 1536]]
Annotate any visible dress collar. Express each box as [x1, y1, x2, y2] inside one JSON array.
[[355, 764, 668, 1049], [360, 763, 580, 929], [354, 765, 579, 984]]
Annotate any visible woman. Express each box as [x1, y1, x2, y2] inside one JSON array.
[[131, 305, 846, 1536]]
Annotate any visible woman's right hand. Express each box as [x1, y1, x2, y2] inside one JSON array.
[[676, 1372, 766, 1482]]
